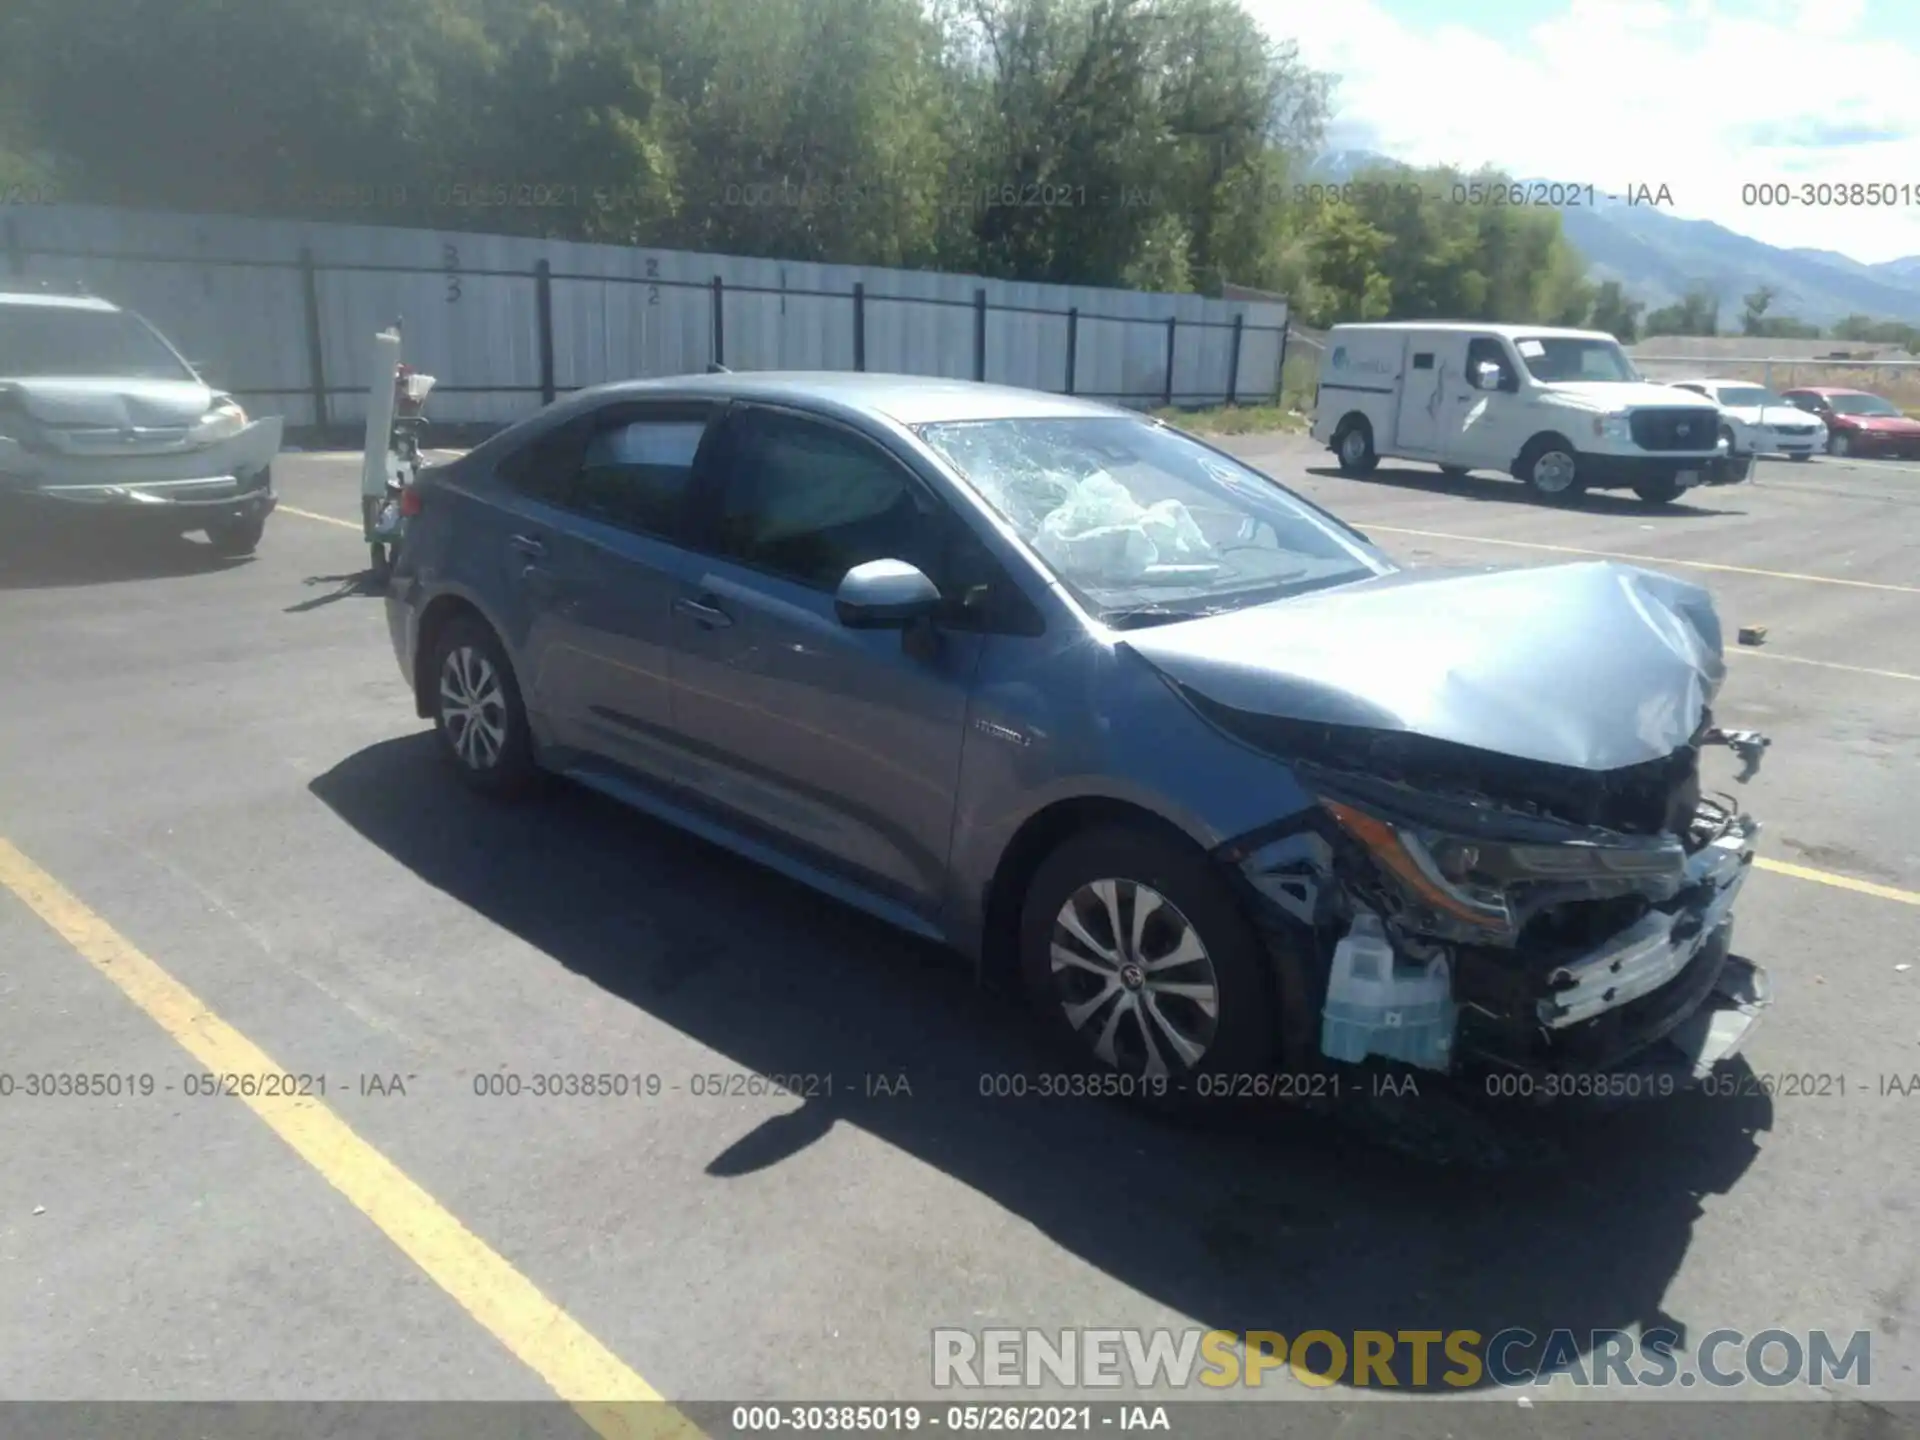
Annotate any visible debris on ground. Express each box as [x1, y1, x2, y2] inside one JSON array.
[[1738, 625, 1769, 646]]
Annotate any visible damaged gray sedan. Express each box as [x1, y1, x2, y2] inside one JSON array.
[[0, 284, 280, 554], [384, 374, 1770, 1110]]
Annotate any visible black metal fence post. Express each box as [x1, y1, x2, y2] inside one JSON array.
[[973, 289, 988, 382], [710, 276, 725, 368], [298, 247, 328, 428], [1163, 317, 1177, 407], [1226, 313, 1244, 405], [852, 282, 866, 371], [534, 259, 556, 405], [1274, 318, 1291, 406], [1064, 308, 1078, 395]]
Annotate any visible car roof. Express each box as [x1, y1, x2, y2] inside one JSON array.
[[1785, 386, 1872, 397], [565, 371, 1134, 426], [1324, 321, 1614, 341], [0, 289, 120, 313], [1667, 378, 1768, 387]]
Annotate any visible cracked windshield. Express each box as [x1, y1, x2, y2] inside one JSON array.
[[919, 416, 1385, 624]]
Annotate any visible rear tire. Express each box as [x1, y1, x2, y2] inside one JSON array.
[[1516, 436, 1584, 502], [1633, 476, 1686, 504], [1333, 418, 1378, 476], [1019, 825, 1276, 1093], [205, 514, 266, 556], [427, 615, 540, 799]]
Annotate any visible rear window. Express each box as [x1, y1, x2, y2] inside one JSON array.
[[0, 305, 195, 381]]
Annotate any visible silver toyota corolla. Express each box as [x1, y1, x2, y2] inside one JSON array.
[[384, 372, 1773, 1113]]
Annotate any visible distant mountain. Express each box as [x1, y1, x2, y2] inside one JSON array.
[[1306, 150, 1920, 329]]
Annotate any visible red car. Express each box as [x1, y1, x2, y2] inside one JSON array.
[[1779, 386, 1920, 459]]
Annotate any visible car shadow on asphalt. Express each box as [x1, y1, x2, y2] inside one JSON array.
[[284, 571, 389, 613], [311, 735, 1772, 1395], [0, 528, 250, 590], [1304, 465, 1747, 518]]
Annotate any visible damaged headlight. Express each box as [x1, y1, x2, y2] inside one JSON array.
[[190, 397, 247, 443], [1321, 800, 1515, 932], [1319, 795, 1689, 942]]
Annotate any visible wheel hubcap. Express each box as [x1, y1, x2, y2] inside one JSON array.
[[1341, 430, 1367, 464], [1532, 450, 1576, 493], [439, 645, 507, 769], [1049, 879, 1220, 1078]]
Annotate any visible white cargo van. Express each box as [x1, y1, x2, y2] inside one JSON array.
[[1310, 322, 1731, 504]]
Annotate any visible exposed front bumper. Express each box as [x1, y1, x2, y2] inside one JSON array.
[[1538, 820, 1754, 1031], [1454, 813, 1769, 1079]]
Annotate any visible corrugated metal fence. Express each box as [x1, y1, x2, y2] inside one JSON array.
[[2, 206, 1289, 428]]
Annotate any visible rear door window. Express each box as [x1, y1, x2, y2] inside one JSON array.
[[502, 403, 720, 541]]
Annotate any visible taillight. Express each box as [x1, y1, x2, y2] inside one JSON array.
[[399, 486, 424, 518]]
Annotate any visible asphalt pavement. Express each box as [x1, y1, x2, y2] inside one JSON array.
[[1, 440, 1916, 1439]]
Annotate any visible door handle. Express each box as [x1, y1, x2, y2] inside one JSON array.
[[509, 533, 546, 558], [673, 595, 734, 630]]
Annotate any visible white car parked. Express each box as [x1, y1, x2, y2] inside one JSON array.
[[1666, 378, 1825, 463]]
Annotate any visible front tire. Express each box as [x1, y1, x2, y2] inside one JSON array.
[[1333, 418, 1378, 476], [205, 514, 266, 556], [1516, 436, 1583, 502], [1019, 825, 1275, 1088], [1789, 452, 1812, 463], [427, 615, 539, 798], [1830, 431, 1850, 456]]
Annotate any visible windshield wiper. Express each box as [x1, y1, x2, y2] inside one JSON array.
[[1101, 602, 1237, 630]]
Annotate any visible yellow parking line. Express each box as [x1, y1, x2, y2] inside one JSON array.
[[1364, 525, 1920, 595], [1731, 649, 1920, 684], [0, 836, 698, 1440], [1755, 856, 1920, 908], [279, 504, 360, 531]]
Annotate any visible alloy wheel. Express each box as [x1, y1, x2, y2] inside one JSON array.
[[439, 645, 508, 770], [1049, 878, 1220, 1078]]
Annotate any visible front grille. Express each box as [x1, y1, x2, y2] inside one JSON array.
[[1630, 408, 1719, 451], [1773, 424, 1815, 437]]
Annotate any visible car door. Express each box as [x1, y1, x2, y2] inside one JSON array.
[[494, 398, 724, 784], [1454, 335, 1522, 468], [668, 404, 988, 917]]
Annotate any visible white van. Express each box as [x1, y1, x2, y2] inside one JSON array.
[[1310, 322, 1732, 504]]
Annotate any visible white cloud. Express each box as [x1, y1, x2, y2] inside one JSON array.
[[1254, 0, 1920, 264]]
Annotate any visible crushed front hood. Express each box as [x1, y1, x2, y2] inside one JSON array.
[[0, 376, 215, 427], [1120, 561, 1726, 771]]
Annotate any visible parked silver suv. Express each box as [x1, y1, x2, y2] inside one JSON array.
[[0, 283, 281, 553]]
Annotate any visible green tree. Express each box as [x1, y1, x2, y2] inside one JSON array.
[[1587, 279, 1644, 342], [1646, 285, 1720, 337], [1305, 203, 1392, 323]]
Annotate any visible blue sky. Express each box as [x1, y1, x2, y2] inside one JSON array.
[[1250, 0, 1920, 263]]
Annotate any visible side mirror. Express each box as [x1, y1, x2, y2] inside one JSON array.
[[834, 559, 941, 629], [1472, 361, 1504, 391]]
